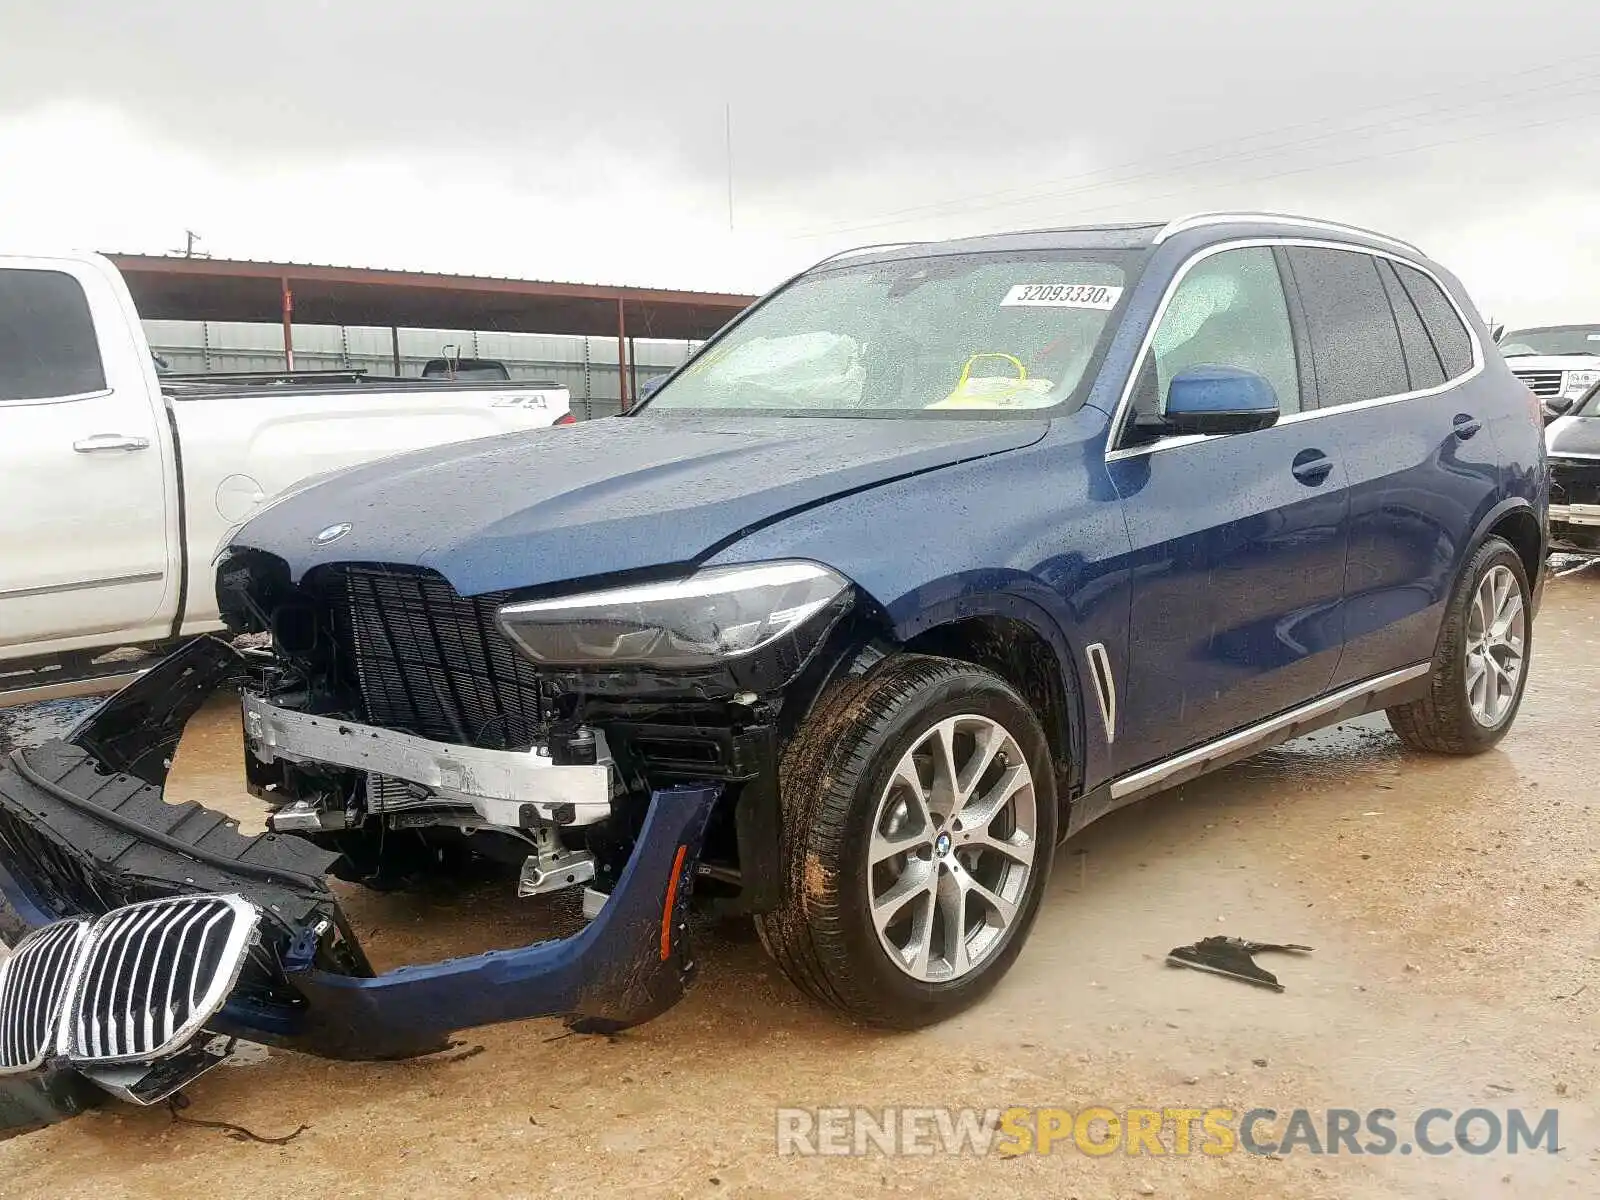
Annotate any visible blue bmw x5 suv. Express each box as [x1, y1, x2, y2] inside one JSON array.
[[0, 214, 1547, 1096]]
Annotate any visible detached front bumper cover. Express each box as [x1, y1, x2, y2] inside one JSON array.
[[0, 638, 720, 1100]]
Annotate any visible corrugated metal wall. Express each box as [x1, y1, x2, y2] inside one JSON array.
[[143, 320, 700, 419]]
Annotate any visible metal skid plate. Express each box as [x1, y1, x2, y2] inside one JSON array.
[[241, 693, 612, 827]]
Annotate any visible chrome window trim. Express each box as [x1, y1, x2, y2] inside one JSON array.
[[1103, 237, 1486, 464], [1153, 212, 1424, 256]]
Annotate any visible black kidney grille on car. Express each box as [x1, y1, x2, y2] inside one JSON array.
[[1550, 458, 1600, 507], [0, 918, 91, 1073], [330, 564, 552, 750], [1512, 370, 1564, 397], [67, 895, 258, 1065]]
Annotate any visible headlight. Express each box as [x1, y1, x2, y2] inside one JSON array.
[[1563, 370, 1600, 399], [496, 561, 850, 668]]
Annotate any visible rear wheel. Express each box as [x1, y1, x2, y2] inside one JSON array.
[[755, 654, 1057, 1028], [1387, 536, 1531, 754]]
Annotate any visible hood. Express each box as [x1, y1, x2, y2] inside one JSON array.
[[1504, 354, 1600, 372], [1547, 413, 1600, 458], [232, 414, 1048, 595]]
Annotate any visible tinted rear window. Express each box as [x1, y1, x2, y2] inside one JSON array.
[[1285, 247, 1410, 407], [0, 269, 107, 402], [1392, 263, 1474, 380]]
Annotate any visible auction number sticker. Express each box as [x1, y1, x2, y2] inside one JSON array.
[[1001, 283, 1123, 309]]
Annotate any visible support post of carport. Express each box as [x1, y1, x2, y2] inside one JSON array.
[[616, 297, 630, 413], [280, 277, 295, 373], [390, 326, 402, 377]]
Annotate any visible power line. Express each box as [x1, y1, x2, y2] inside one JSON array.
[[788, 50, 1600, 240], [918, 81, 1600, 234], [1053, 99, 1600, 226]]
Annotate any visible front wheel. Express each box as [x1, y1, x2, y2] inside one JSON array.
[[755, 654, 1057, 1028], [1387, 536, 1532, 754]]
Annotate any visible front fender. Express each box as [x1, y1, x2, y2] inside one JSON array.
[[887, 583, 1093, 803], [701, 421, 1134, 798]]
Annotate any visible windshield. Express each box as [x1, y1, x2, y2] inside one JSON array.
[[1500, 327, 1600, 357], [647, 250, 1141, 416]]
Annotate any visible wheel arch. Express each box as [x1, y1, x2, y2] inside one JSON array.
[[893, 594, 1090, 812], [1467, 497, 1545, 609]]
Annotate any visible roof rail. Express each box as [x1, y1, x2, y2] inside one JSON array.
[[812, 241, 928, 268], [1153, 212, 1424, 256]]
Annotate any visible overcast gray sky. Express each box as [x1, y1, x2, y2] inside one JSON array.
[[2, 1, 1597, 323]]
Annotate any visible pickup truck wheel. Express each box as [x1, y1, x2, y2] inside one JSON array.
[[1387, 536, 1532, 754], [755, 654, 1057, 1028]]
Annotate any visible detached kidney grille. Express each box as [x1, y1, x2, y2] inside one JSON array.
[[66, 895, 258, 1065], [0, 919, 92, 1073]]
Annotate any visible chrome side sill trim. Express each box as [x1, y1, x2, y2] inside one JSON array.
[[1108, 662, 1431, 800], [240, 694, 613, 827]]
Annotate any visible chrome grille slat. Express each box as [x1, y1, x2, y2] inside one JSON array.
[[1512, 369, 1564, 397], [65, 895, 259, 1067], [162, 903, 211, 1045], [99, 903, 160, 1058], [19, 929, 62, 1065], [0, 919, 91, 1074], [127, 900, 178, 1055]]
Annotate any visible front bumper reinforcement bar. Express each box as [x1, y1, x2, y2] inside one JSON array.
[[0, 642, 720, 1092]]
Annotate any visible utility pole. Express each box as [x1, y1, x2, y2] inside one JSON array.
[[169, 230, 209, 258]]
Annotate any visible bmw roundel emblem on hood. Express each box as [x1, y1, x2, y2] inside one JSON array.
[[314, 522, 353, 546]]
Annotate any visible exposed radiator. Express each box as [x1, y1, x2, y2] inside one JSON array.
[[330, 565, 553, 751]]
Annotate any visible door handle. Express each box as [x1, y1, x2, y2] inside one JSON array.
[[72, 433, 151, 453], [1453, 414, 1482, 440], [1291, 449, 1334, 486]]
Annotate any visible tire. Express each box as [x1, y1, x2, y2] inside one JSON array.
[[754, 654, 1058, 1028], [1387, 536, 1532, 754]]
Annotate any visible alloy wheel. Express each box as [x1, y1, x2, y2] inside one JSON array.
[[1465, 564, 1526, 728], [867, 714, 1037, 983]]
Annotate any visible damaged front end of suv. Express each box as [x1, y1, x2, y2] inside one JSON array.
[[0, 540, 857, 1104]]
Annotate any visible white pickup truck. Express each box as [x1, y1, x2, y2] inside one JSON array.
[[0, 250, 572, 702], [1499, 324, 1600, 422]]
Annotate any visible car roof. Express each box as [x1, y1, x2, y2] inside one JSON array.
[[822, 212, 1424, 269], [1503, 324, 1600, 335]]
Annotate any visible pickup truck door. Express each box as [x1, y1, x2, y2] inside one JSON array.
[[1105, 244, 1351, 774], [0, 256, 175, 656]]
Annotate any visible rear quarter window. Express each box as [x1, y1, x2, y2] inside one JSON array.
[[1391, 263, 1474, 380], [0, 269, 107, 402], [1375, 258, 1446, 391]]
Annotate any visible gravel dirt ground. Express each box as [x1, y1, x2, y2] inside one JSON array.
[[1, 572, 1597, 1199]]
